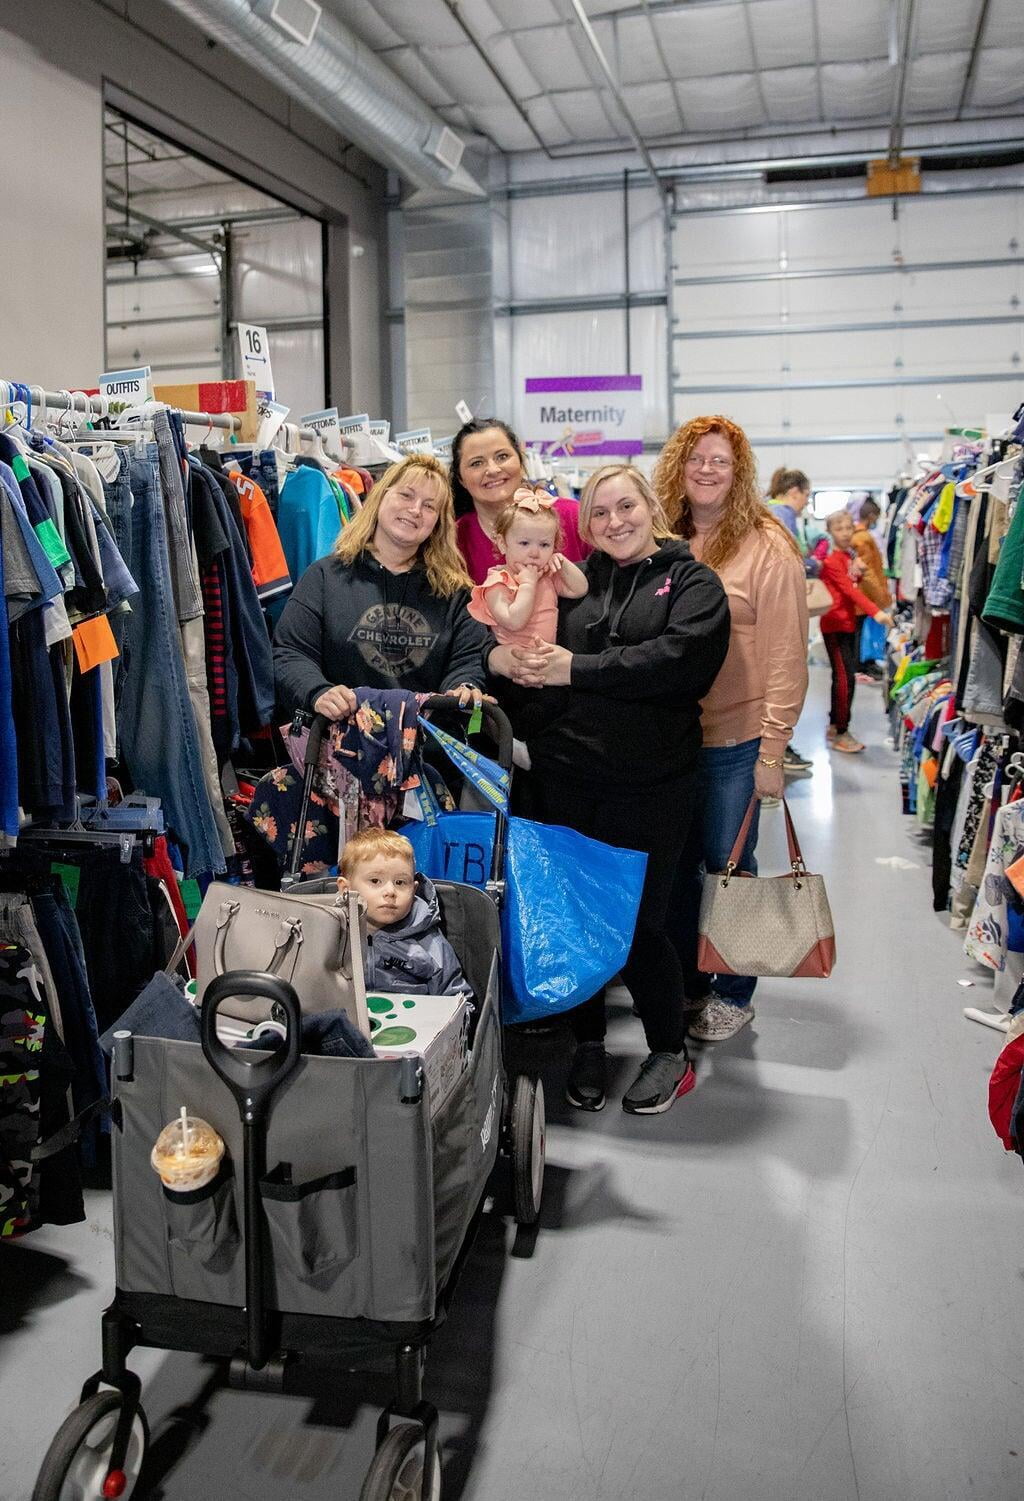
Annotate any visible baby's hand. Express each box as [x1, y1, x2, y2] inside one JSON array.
[[545, 552, 565, 575], [518, 564, 542, 585]]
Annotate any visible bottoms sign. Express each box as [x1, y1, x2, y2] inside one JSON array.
[[523, 374, 643, 457]]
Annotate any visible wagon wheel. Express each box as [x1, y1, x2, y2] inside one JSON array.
[[359, 1422, 442, 1501], [32, 1390, 149, 1501], [510, 1074, 545, 1225]]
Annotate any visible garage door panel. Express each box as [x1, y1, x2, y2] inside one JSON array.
[[676, 333, 785, 381], [674, 212, 783, 274], [784, 271, 900, 320], [674, 388, 785, 433], [676, 280, 786, 328], [782, 201, 898, 268]]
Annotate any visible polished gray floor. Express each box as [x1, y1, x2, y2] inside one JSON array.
[[6, 665, 1024, 1501]]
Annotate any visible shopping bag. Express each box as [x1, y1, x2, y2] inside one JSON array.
[[859, 613, 887, 663], [404, 811, 647, 1023]]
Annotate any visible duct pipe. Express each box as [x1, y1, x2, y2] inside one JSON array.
[[160, 0, 486, 200]]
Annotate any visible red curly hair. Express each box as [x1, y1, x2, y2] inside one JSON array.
[[654, 414, 798, 571]]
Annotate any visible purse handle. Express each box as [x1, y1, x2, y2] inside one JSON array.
[[724, 795, 807, 879]]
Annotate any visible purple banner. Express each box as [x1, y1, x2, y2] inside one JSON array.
[[529, 439, 643, 456], [525, 375, 643, 394]]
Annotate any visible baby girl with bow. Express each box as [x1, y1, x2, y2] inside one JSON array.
[[467, 484, 588, 646]]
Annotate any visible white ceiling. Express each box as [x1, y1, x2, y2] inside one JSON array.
[[329, 0, 1024, 154]]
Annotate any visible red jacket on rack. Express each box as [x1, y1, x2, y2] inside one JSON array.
[[820, 546, 884, 634]]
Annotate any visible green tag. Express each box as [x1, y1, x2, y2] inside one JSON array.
[[35, 518, 72, 569], [467, 705, 483, 736], [11, 454, 30, 483]]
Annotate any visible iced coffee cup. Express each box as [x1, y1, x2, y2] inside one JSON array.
[[150, 1112, 224, 1193]]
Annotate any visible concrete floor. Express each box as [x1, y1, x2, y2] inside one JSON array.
[[5, 664, 1024, 1501]]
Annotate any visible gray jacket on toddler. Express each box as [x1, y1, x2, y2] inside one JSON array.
[[364, 876, 472, 1000]]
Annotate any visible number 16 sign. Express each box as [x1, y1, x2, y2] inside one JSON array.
[[237, 323, 274, 401]]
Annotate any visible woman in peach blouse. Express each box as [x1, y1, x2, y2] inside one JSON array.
[[656, 415, 809, 1043]]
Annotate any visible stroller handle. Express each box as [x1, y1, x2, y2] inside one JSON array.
[[201, 971, 302, 1121], [417, 695, 513, 771]]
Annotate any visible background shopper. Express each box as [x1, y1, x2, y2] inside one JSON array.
[[819, 508, 893, 754]]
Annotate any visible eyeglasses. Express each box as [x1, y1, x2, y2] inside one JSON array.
[[686, 455, 733, 471]]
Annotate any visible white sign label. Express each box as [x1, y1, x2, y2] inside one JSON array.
[[256, 399, 289, 449], [99, 366, 153, 404], [455, 399, 473, 425], [521, 375, 643, 457], [395, 427, 433, 455], [300, 406, 342, 450], [237, 324, 274, 399], [338, 412, 370, 437], [369, 420, 391, 443], [433, 435, 454, 460]]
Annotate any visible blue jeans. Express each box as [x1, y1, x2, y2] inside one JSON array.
[[670, 737, 761, 1008], [116, 449, 226, 877]]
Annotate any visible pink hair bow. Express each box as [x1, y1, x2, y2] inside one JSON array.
[[513, 488, 556, 513]]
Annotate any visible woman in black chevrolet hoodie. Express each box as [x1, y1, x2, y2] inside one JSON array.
[[274, 453, 490, 718], [491, 464, 730, 1116]]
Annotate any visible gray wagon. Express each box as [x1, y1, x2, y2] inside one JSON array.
[[33, 705, 545, 1501]]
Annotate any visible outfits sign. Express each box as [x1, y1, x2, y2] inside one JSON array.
[[522, 374, 643, 457]]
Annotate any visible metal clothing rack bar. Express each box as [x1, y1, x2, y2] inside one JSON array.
[[0, 380, 241, 433], [0, 380, 325, 445]]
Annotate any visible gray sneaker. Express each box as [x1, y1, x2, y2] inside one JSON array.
[[622, 1052, 695, 1115]]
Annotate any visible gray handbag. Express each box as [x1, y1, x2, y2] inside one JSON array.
[[170, 884, 369, 1035]]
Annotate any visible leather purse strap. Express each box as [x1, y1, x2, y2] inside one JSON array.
[[725, 795, 806, 875]]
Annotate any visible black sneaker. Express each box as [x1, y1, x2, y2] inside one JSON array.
[[566, 1042, 607, 1112], [783, 745, 813, 775], [622, 1052, 695, 1115]]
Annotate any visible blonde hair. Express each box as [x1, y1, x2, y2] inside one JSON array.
[[654, 415, 799, 571], [335, 453, 472, 596], [495, 488, 564, 548], [579, 464, 674, 545], [340, 827, 415, 879]]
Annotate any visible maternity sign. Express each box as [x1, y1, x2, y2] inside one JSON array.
[[522, 374, 643, 457]]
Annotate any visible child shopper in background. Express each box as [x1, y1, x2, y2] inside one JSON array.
[[820, 509, 893, 754], [338, 828, 471, 999]]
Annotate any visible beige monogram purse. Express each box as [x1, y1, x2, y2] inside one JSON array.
[[697, 797, 835, 979]]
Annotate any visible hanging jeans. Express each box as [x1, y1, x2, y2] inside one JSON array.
[[115, 449, 226, 877], [670, 737, 762, 1009]]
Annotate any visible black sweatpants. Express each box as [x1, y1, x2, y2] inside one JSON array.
[[823, 629, 857, 734], [528, 772, 697, 1056]]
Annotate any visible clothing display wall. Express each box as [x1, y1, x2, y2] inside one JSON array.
[[888, 405, 1024, 1016]]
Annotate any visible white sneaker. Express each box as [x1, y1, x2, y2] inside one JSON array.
[[688, 998, 754, 1041]]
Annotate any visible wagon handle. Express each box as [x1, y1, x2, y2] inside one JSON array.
[[201, 970, 302, 1371]]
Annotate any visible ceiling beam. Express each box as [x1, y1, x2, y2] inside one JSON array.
[[567, 0, 671, 213], [888, 0, 918, 166], [957, 0, 993, 119], [105, 195, 222, 258]]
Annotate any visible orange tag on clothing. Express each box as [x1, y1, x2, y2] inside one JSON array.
[[72, 615, 119, 673]]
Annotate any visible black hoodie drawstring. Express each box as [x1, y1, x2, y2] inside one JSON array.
[[586, 556, 655, 644]]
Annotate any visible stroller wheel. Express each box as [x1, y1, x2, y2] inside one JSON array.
[[510, 1074, 545, 1226], [32, 1390, 149, 1501], [360, 1422, 442, 1501]]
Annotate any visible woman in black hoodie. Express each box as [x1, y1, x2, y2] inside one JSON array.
[[274, 452, 490, 717], [491, 465, 729, 1116]]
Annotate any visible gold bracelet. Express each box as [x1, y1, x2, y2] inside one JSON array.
[[758, 755, 782, 768]]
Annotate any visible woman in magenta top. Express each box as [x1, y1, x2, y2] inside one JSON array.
[[450, 418, 590, 584]]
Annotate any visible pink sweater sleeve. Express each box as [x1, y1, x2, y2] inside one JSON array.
[[754, 542, 810, 759]]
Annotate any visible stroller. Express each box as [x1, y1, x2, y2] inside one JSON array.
[[33, 701, 544, 1501]]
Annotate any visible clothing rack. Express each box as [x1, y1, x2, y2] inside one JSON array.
[[0, 381, 322, 443]]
